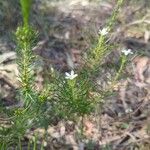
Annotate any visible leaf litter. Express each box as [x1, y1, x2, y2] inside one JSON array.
[[0, 0, 150, 149]]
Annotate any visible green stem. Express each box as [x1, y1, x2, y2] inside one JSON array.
[[18, 137, 22, 150], [114, 56, 126, 81], [27, 141, 31, 150], [20, 0, 32, 27], [33, 136, 37, 150]]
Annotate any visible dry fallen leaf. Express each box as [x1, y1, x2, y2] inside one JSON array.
[[119, 80, 132, 113], [132, 56, 150, 83], [65, 134, 78, 150], [144, 30, 150, 43], [84, 119, 95, 137]]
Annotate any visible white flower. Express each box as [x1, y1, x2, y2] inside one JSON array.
[[98, 28, 109, 36], [65, 70, 78, 80], [50, 67, 54, 73], [122, 49, 133, 56], [125, 108, 133, 113]]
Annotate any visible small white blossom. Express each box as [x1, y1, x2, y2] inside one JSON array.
[[50, 67, 54, 73], [125, 108, 133, 113], [98, 28, 109, 36], [65, 70, 78, 80], [122, 49, 133, 56]]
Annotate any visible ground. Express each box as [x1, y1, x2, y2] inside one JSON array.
[[0, 0, 150, 149]]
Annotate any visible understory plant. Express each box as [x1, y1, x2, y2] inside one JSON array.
[[0, 0, 128, 149]]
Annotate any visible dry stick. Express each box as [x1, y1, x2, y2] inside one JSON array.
[[98, 102, 103, 136], [119, 80, 129, 113], [110, 14, 150, 42]]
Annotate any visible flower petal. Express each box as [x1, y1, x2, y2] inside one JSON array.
[[121, 49, 133, 56], [70, 70, 74, 76], [99, 27, 108, 36], [65, 72, 70, 76], [65, 70, 78, 80], [73, 74, 78, 78], [65, 76, 70, 79], [74, 74, 78, 79]]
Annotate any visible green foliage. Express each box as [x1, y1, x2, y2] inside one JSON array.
[[0, 0, 128, 149], [52, 72, 95, 120], [107, 0, 124, 30], [20, 0, 32, 26], [113, 55, 127, 81], [15, 26, 38, 106], [88, 0, 124, 71], [0, 0, 45, 147]]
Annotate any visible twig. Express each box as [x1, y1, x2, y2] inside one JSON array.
[[0, 52, 16, 64]]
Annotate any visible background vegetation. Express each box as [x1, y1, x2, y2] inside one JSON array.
[[0, 0, 150, 149]]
